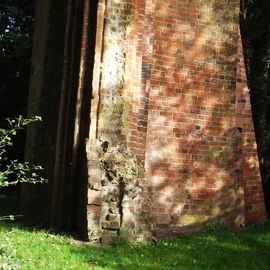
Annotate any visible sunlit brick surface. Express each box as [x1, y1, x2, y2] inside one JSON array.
[[88, 0, 265, 239], [23, 0, 266, 242]]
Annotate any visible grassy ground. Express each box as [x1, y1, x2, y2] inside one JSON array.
[[0, 196, 270, 270]]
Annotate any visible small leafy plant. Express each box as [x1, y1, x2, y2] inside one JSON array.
[[0, 115, 46, 189], [0, 116, 47, 269]]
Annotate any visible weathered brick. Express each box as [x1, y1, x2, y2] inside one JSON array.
[[23, 0, 266, 243]]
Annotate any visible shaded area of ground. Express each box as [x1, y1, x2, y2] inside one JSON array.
[[1, 196, 270, 270]]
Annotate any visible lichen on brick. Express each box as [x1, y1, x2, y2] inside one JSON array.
[[100, 97, 130, 144]]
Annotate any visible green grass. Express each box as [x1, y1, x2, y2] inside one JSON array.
[[0, 222, 270, 270], [1, 196, 270, 269]]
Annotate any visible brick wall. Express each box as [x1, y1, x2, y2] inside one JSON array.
[[24, 0, 266, 242], [87, 0, 152, 244], [145, 0, 245, 232], [88, 0, 266, 241]]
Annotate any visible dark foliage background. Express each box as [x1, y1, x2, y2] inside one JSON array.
[[241, 0, 270, 216], [0, 0, 35, 162]]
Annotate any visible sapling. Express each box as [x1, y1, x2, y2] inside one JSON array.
[[0, 115, 47, 220]]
